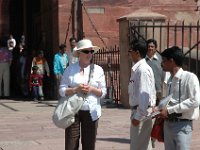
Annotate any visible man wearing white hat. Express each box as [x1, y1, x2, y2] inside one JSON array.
[[59, 39, 107, 150]]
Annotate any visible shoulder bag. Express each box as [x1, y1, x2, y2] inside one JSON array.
[[52, 64, 94, 129]]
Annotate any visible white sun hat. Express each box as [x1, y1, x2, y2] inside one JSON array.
[[72, 39, 100, 57]]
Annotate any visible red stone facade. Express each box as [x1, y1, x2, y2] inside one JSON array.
[[81, 0, 199, 47], [0, 0, 199, 49]]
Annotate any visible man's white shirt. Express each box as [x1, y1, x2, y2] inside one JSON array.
[[128, 59, 156, 121]]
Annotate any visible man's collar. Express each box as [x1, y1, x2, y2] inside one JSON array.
[[132, 59, 146, 72], [146, 52, 159, 60], [174, 68, 183, 79]]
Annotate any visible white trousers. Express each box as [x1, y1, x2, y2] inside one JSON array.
[[0, 62, 10, 96], [130, 110, 153, 150]]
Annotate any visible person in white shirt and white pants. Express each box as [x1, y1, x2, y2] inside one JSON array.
[[128, 40, 156, 150]]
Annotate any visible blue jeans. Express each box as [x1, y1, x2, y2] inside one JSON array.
[[32, 86, 39, 99]]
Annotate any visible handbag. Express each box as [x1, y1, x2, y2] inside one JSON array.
[[52, 64, 94, 129], [151, 118, 164, 142], [52, 93, 85, 128]]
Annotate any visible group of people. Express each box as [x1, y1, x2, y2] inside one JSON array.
[[55, 38, 199, 150], [28, 37, 79, 101], [1, 33, 200, 150], [128, 39, 200, 150], [0, 35, 78, 101]]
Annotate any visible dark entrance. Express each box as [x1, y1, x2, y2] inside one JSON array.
[[9, 0, 41, 49], [9, 0, 56, 99]]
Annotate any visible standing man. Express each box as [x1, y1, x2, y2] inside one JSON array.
[[146, 39, 165, 104], [67, 37, 78, 65], [146, 39, 164, 148], [159, 46, 200, 150], [0, 38, 12, 98], [53, 44, 68, 99], [128, 40, 156, 150]]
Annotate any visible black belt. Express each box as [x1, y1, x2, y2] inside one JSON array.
[[130, 105, 151, 110], [166, 118, 192, 122]]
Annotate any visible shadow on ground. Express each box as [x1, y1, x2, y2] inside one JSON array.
[[97, 137, 130, 144]]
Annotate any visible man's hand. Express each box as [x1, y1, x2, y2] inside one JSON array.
[[158, 107, 168, 118], [132, 119, 140, 126]]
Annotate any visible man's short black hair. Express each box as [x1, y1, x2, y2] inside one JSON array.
[[130, 39, 147, 58], [161, 46, 184, 66], [59, 44, 66, 50], [146, 39, 157, 48]]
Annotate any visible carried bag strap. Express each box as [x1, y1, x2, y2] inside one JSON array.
[[81, 63, 94, 99], [87, 63, 94, 84], [179, 79, 181, 104]]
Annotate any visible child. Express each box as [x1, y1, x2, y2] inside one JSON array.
[[29, 66, 43, 101], [32, 50, 50, 100]]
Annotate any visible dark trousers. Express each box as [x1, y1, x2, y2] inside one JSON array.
[[65, 110, 98, 150], [32, 86, 39, 99]]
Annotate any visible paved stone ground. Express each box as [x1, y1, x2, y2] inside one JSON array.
[[0, 99, 199, 150]]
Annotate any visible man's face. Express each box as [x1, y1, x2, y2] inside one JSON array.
[[70, 40, 76, 48], [128, 49, 138, 63], [147, 42, 156, 58], [161, 57, 172, 72], [38, 53, 43, 58], [60, 48, 65, 54]]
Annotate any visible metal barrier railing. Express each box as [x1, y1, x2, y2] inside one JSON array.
[[93, 46, 120, 104]]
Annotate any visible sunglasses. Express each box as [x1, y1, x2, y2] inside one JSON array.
[[80, 50, 95, 54]]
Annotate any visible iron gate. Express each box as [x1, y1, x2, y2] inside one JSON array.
[[93, 46, 120, 104], [129, 20, 200, 78]]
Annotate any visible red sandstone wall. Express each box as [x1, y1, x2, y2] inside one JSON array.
[[58, 0, 72, 48], [0, 0, 199, 48], [56, 0, 199, 48], [85, 0, 199, 47]]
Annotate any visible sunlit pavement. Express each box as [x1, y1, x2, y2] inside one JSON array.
[[0, 99, 199, 150]]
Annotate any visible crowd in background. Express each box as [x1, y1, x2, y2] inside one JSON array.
[[0, 34, 78, 101]]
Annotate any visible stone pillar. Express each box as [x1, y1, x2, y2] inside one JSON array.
[[117, 11, 166, 108], [117, 18, 131, 108]]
